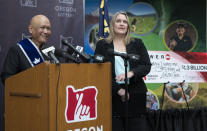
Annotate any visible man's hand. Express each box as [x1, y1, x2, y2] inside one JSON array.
[[44, 60, 51, 65], [170, 39, 177, 50]]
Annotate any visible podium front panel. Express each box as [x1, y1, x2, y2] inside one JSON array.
[[56, 63, 112, 131], [5, 63, 50, 131]]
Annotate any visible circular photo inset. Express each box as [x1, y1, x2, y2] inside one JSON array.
[[165, 82, 198, 103], [164, 20, 198, 52], [126, 2, 158, 35], [146, 90, 159, 110]]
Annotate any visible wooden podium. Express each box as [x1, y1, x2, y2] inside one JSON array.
[[5, 63, 112, 131]]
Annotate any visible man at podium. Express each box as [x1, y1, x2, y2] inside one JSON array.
[[1, 14, 51, 85]]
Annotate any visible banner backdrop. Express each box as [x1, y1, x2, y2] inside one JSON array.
[[85, 0, 206, 53], [85, 0, 206, 110], [0, 0, 84, 130], [0, 0, 84, 71]]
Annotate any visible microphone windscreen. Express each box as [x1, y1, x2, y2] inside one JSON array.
[[107, 48, 114, 55], [54, 48, 64, 57], [94, 55, 104, 63], [42, 46, 55, 56], [61, 39, 68, 45]]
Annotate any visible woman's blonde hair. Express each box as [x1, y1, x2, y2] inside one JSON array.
[[106, 11, 131, 45]]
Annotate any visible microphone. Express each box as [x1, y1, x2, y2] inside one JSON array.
[[42, 46, 60, 64], [74, 45, 104, 63], [107, 48, 139, 60], [74, 45, 84, 58], [74, 45, 105, 63], [61, 39, 90, 62], [54, 48, 80, 63], [62, 40, 105, 63], [90, 54, 104, 63]]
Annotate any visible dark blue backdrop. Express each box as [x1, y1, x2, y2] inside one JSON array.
[[0, 0, 84, 130]]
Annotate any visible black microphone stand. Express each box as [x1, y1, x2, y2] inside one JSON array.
[[123, 57, 129, 131], [109, 49, 138, 131], [156, 80, 189, 131], [156, 81, 169, 131], [179, 80, 190, 110]]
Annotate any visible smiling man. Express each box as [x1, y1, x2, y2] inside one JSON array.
[[1, 14, 51, 85], [29, 15, 51, 49], [169, 23, 193, 52]]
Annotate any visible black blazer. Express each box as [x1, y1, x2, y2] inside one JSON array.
[[94, 38, 151, 95]]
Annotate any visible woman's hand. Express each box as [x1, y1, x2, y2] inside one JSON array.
[[115, 71, 134, 82], [117, 88, 129, 102]]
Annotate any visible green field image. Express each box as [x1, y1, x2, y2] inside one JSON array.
[[131, 32, 167, 51], [146, 83, 207, 109], [129, 16, 156, 35]]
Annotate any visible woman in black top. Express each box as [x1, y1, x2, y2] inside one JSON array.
[[94, 11, 151, 131]]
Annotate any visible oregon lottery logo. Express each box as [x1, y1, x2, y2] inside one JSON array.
[[59, 0, 73, 4], [65, 85, 98, 123], [20, 0, 37, 7]]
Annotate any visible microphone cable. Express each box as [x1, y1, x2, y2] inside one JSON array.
[[55, 64, 61, 131]]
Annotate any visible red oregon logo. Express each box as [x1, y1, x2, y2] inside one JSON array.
[[65, 85, 98, 123]]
